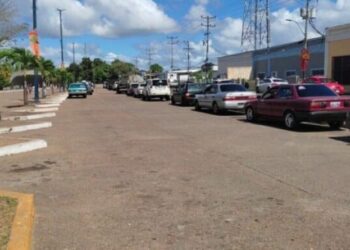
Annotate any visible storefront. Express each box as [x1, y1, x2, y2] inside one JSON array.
[[325, 23, 350, 91]]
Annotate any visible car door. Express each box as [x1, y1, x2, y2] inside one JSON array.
[[205, 85, 218, 107], [198, 85, 212, 107], [256, 87, 279, 116]]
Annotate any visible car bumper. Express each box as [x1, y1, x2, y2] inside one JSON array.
[[222, 101, 248, 110], [69, 91, 87, 95], [296, 111, 349, 122]]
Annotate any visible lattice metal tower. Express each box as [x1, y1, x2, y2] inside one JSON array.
[[241, 0, 270, 51]]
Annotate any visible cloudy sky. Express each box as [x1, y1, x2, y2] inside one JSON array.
[[12, 0, 350, 70]]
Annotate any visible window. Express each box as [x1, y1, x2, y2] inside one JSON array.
[[257, 72, 266, 79], [277, 87, 292, 98], [220, 84, 246, 92], [311, 69, 324, 76], [262, 88, 279, 99], [296, 85, 337, 97], [271, 71, 278, 77], [286, 70, 296, 77]]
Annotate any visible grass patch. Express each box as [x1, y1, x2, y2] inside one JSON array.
[[0, 196, 17, 250]]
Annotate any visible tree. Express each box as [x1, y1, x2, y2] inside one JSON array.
[[79, 57, 93, 81], [0, 63, 11, 90], [0, 0, 28, 45], [0, 48, 36, 105], [149, 64, 163, 73], [67, 63, 80, 82], [92, 58, 110, 83], [109, 59, 136, 81]]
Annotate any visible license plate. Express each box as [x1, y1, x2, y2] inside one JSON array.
[[330, 101, 341, 108]]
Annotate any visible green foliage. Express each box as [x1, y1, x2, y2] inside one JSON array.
[[149, 63, 163, 73], [79, 57, 93, 81], [0, 64, 11, 89]]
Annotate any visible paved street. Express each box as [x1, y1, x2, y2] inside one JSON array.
[[1, 86, 350, 249]]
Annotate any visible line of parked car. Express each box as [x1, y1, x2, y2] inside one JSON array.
[[106, 76, 350, 130]]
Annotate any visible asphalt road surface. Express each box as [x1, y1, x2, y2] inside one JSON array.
[[1, 86, 350, 249]]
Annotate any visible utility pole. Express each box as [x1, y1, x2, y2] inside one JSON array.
[[300, 0, 312, 79], [167, 36, 179, 71], [57, 8, 65, 68], [146, 48, 155, 72], [33, 0, 39, 103], [266, 0, 271, 77], [183, 41, 193, 74], [201, 15, 216, 63], [72, 42, 76, 64]]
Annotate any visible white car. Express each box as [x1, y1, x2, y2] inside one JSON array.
[[194, 83, 256, 114], [134, 83, 146, 98], [256, 77, 288, 93], [142, 79, 171, 101]]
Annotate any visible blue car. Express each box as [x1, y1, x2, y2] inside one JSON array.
[[68, 83, 88, 98]]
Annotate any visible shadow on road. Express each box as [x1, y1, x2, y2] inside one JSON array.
[[237, 118, 346, 133], [329, 136, 350, 145]]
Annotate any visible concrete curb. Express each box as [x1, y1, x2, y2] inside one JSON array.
[[35, 104, 60, 108], [0, 139, 47, 157], [0, 190, 35, 250], [1, 112, 56, 121], [0, 122, 52, 135], [13, 108, 59, 113]]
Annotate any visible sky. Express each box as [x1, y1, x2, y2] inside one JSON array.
[[11, 0, 350, 70]]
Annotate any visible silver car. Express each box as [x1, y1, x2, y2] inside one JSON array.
[[194, 83, 256, 114], [256, 77, 288, 93]]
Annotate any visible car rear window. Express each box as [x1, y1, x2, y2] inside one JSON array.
[[188, 84, 205, 92], [220, 84, 246, 92], [272, 79, 286, 82], [152, 80, 167, 86], [70, 84, 85, 88], [296, 85, 337, 97]]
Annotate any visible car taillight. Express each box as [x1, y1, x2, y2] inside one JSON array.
[[185, 92, 190, 97], [310, 101, 327, 108]]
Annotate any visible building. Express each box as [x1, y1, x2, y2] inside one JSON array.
[[218, 37, 325, 82], [253, 37, 325, 81], [217, 52, 253, 80], [325, 23, 350, 90]]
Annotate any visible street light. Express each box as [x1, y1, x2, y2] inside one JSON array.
[[285, 19, 304, 36]]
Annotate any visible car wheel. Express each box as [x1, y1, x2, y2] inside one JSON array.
[[171, 96, 176, 105], [246, 106, 256, 122], [68, 94, 71, 99], [194, 100, 201, 111], [147, 95, 151, 101], [255, 86, 259, 93], [142, 95, 146, 101], [328, 121, 344, 129], [83, 94, 87, 98], [181, 97, 187, 106], [165, 96, 170, 101], [284, 111, 298, 130], [212, 102, 220, 115]]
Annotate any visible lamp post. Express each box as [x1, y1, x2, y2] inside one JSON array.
[[33, 0, 39, 103]]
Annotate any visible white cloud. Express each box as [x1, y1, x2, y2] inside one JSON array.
[[15, 0, 179, 38]]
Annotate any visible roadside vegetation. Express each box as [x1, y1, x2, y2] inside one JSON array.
[[0, 196, 17, 250]]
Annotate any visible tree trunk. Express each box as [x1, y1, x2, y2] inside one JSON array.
[[23, 70, 28, 105]]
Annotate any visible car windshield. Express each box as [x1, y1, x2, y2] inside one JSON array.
[[70, 84, 85, 88], [188, 84, 205, 92], [140, 84, 146, 87], [220, 84, 246, 92], [131, 84, 139, 88], [296, 85, 337, 97], [152, 80, 167, 86]]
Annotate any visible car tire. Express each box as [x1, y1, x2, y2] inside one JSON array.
[[181, 97, 187, 106], [68, 95, 71, 99], [284, 111, 298, 130], [328, 121, 344, 129], [246, 106, 257, 122], [83, 94, 87, 98], [194, 100, 201, 111], [165, 96, 170, 101], [212, 102, 220, 115], [255, 86, 259, 93]]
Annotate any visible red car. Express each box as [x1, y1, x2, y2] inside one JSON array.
[[303, 75, 345, 95], [245, 84, 350, 130]]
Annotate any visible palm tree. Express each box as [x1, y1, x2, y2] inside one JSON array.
[[37, 57, 55, 97], [0, 48, 36, 105]]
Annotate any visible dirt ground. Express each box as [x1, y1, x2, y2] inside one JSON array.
[[0, 86, 350, 249]]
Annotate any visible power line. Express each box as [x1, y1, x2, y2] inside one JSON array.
[[57, 8, 65, 68], [201, 15, 216, 63], [167, 36, 179, 71], [183, 40, 194, 73]]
